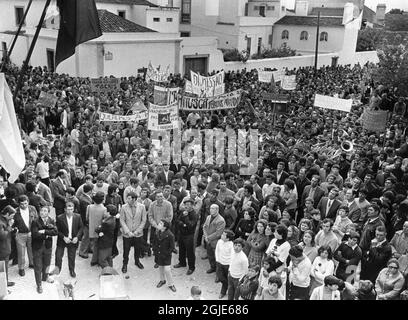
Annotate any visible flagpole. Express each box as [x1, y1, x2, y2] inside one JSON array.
[[13, 0, 51, 104], [314, 11, 321, 77]]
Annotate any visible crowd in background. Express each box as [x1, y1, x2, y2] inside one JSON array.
[[0, 59, 408, 299]]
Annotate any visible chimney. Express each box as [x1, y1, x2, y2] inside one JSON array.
[[342, 2, 354, 24], [376, 3, 386, 25], [295, 0, 308, 16]]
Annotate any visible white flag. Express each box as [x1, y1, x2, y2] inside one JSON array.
[[0, 73, 26, 182]]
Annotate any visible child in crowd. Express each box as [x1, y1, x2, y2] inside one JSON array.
[[187, 286, 205, 300], [256, 257, 274, 299]]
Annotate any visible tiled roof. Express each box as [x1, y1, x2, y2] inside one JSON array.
[[274, 16, 344, 27], [96, 0, 158, 6], [98, 9, 156, 33], [363, 5, 376, 23]]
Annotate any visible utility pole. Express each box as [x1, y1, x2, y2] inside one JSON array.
[[13, 0, 51, 104], [314, 11, 321, 76], [0, 0, 33, 72]]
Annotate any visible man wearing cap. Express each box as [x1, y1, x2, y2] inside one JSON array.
[[174, 198, 198, 275], [120, 191, 147, 273]]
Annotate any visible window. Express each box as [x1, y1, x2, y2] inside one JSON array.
[[300, 31, 309, 40], [181, 0, 191, 23], [15, 7, 25, 26], [180, 32, 190, 37], [167, 17, 173, 22], [245, 3, 249, 16], [46, 49, 55, 73], [153, 17, 160, 22], [257, 38, 262, 55], [2, 42, 7, 59], [168, 0, 174, 6], [118, 10, 126, 19], [281, 30, 289, 40], [320, 31, 328, 41], [259, 6, 265, 17], [267, 6, 275, 11], [282, 6, 285, 11], [268, 34, 273, 45], [246, 37, 251, 56]]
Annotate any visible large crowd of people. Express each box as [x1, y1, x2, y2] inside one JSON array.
[[0, 58, 408, 300]]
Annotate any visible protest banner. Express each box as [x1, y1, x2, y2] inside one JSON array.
[[90, 78, 120, 92], [258, 71, 273, 83], [281, 75, 297, 91], [154, 86, 180, 105], [148, 102, 179, 131], [262, 93, 290, 103], [362, 109, 387, 132], [153, 86, 168, 105], [37, 91, 58, 108], [190, 70, 225, 97], [314, 94, 352, 113], [179, 89, 242, 111], [99, 112, 147, 122], [131, 98, 147, 112], [146, 62, 170, 83], [167, 87, 180, 105]]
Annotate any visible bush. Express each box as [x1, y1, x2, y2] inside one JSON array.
[[222, 49, 250, 62], [250, 44, 297, 60]]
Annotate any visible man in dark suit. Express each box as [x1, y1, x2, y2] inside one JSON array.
[[53, 201, 83, 278], [271, 162, 290, 185], [50, 170, 67, 216], [301, 175, 325, 208], [118, 137, 134, 156], [79, 137, 99, 164], [12, 195, 38, 276], [316, 188, 342, 220], [78, 184, 93, 259], [31, 206, 58, 293], [26, 182, 48, 214], [157, 163, 174, 186]]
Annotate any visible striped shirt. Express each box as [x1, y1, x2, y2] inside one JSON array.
[[148, 199, 173, 229]]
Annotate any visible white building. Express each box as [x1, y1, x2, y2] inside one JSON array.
[[0, 0, 224, 76]]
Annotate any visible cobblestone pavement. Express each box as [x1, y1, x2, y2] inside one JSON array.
[[5, 236, 223, 300]]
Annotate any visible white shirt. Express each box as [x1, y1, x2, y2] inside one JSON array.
[[215, 239, 234, 265], [67, 215, 73, 239], [229, 250, 249, 279], [20, 207, 30, 229]]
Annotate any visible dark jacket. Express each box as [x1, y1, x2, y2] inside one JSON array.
[[13, 205, 38, 233], [237, 274, 259, 300], [0, 215, 12, 259], [78, 194, 93, 226], [359, 217, 385, 251], [50, 178, 66, 212], [360, 240, 392, 284], [155, 229, 175, 266], [31, 216, 58, 251], [301, 185, 325, 208], [235, 218, 255, 241], [333, 242, 362, 281], [177, 209, 199, 236], [95, 215, 116, 249], [56, 213, 83, 248], [27, 192, 48, 214]]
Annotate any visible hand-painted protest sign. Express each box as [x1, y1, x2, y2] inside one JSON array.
[[90, 78, 120, 92], [281, 75, 297, 91], [190, 70, 225, 97], [362, 109, 387, 132], [262, 93, 290, 103], [37, 91, 58, 108], [148, 103, 179, 130], [154, 86, 180, 105], [99, 112, 147, 122], [314, 94, 352, 113], [258, 71, 273, 83], [179, 89, 242, 111], [146, 62, 170, 83]]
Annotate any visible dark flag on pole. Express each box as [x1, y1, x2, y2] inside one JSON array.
[[55, 0, 102, 67]]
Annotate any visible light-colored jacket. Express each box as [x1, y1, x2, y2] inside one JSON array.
[[87, 204, 108, 238], [120, 202, 146, 238], [310, 285, 341, 300], [203, 214, 225, 248]]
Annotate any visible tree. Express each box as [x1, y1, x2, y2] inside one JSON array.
[[373, 44, 408, 96], [222, 48, 250, 62], [356, 28, 386, 51], [388, 8, 404, 14]]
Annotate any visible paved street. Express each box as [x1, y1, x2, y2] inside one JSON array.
[[5, 236, 222, 300]]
